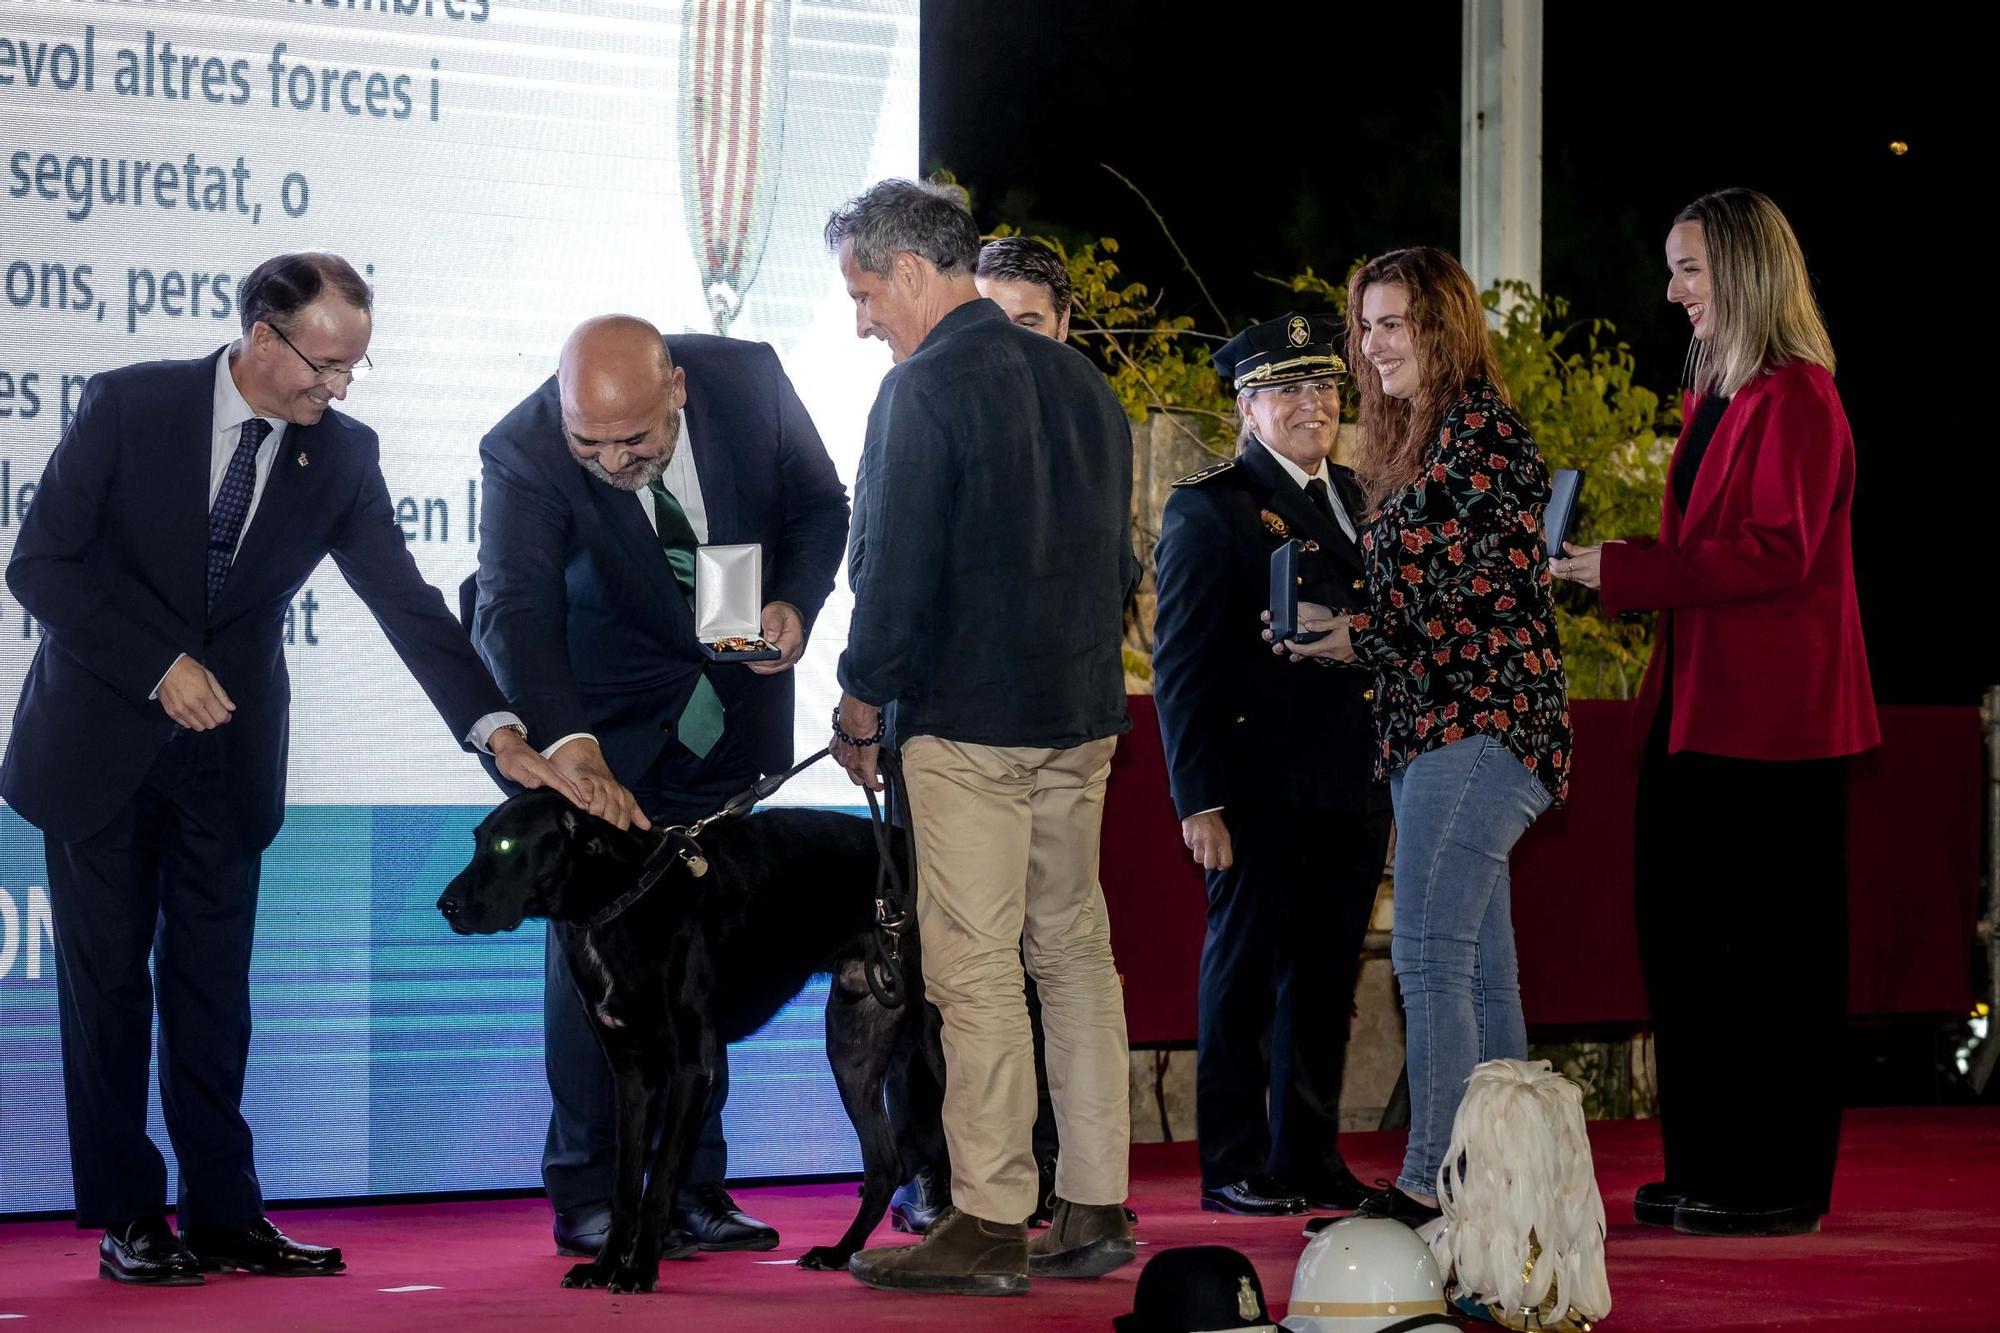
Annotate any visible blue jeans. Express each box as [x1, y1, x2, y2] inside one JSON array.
[[1388, 735, 1553, 1195]]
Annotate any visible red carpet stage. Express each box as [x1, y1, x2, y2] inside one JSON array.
[[2, 1107, 1992, 1331]]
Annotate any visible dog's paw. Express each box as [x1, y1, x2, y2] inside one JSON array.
[[560, 1261, 609, 1289], [797, 1246, 852, 1271], [606, 1263, 658, 1294]]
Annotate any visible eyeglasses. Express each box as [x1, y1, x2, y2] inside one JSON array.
[[267, 322, 374, 384], [1257, 378, 1340, 400]]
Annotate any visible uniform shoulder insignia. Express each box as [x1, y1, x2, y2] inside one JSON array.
[[1171, 460, 1236, 488]]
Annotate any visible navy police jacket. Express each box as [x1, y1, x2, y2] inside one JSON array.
[[1151, 441, 1387, 821]]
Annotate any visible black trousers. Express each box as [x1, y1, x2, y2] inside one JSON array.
[[43, 731, 266, 1230], [541, 733, 753, 1212], [1635, 715, 1848, 1211], [1195, 801, 1391, 1189]]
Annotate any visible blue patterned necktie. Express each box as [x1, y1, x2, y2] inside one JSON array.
[[207, 418, 270, 611], [647, 479, 724, 758]]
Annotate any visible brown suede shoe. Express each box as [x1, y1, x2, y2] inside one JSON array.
[[847, 1207, 1028, 1296], [1027, 1198, 1136, 1278]]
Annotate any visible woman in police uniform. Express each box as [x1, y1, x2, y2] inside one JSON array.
[[1151, 313, 1393, 1218]]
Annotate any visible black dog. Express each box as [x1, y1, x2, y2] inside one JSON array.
[[436, 787, 931, 1294]]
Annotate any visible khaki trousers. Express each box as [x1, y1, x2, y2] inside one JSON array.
[[899, 734, 1131, 1224]]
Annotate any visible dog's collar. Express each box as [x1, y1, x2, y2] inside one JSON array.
[[585, 827, 707, 932]]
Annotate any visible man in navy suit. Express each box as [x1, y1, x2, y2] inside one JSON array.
[[1151, 313, 1392, 1219], [1, 252, 575, 1285], [468, 315, 849, 1258]]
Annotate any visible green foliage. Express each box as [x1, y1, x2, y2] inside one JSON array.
[[992, 224, 1237, 454], [1484, 281, 1676, 699]]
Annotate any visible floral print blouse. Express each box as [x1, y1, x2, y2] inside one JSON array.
[[1348, 378, 1572, 802]]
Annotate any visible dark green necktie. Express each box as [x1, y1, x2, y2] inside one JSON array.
[[648, 480, 724, 758]]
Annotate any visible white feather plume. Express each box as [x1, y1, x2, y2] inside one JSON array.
[[1428, 1058, 1612, 1325]]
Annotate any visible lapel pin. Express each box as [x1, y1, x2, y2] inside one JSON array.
[[296, 451, 310, 468]]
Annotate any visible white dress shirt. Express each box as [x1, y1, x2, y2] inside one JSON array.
[[1255, 436, 1358, 542], [209, 347, 288, 548], [637, 410, 708, 542]]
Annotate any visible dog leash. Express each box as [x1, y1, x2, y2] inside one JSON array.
[[580, 746, 918, 1007], [859, 749, 916, 1010], [583, 746, 833, 932]]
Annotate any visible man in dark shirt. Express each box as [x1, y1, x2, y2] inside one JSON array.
[[884, 236, 1085, 1238], [824, 180, 1136, 1296]]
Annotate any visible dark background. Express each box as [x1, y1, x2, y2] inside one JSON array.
[[922, 2, 1988, 706]]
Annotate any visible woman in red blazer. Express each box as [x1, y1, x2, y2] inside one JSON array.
[[1558, 188, 1877, 1237]]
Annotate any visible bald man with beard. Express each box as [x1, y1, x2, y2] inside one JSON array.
[[467, 315, 849, 1260]]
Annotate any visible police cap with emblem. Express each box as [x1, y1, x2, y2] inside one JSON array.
[[1214, 311, 1346, 392], [1114, 1245, 1278, 1333]]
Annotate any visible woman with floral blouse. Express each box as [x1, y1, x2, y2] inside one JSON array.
[[1272, 246, 1570, 1227]]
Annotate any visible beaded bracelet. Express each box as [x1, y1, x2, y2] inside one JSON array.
[[831, 705, 886, 747]]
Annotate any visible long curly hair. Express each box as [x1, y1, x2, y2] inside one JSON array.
[[1345, 246, 1506, 511]]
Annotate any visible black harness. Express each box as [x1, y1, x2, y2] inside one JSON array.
[[581, 746, 917, 1009]]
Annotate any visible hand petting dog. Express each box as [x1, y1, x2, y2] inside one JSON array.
[[545, 737, 653, 831], [489, 726, 591, 809]]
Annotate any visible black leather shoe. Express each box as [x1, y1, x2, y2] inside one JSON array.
[[1354, 1185, 1443, 1229], [99, 1218, 203, 1286], [181, 1217, 345, 1276], [672, 1183, 779, 1252], [890, 1168, 951, 1235], [1671, 1197, 1821, 1237], [1287, 1164, 1373, 1212], [553, 1203, 611, 1257], [1200, 1174, 1308, 1217], [553, 1202, 698, 1260], [1633, 1180, 1684, 1228]]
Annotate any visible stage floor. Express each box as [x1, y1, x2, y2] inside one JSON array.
[[2, 1107, 1992, 1330]]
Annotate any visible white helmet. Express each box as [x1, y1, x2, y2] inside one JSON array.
[[1280, 1217, 1457, 1333]]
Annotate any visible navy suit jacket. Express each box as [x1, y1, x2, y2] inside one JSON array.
[[469, 335, 848, 787], [1150, 442, 1387, 821], [2, 350, 509, 849]]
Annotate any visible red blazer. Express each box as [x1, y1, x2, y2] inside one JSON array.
[[1600, 361, 1878, 760]]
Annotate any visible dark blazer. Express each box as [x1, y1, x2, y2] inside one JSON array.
[[1151, 441, 1385, 820], [469, 334, 848, 785], [2, 350, 507, 849], [1601, 362, 1878, 760], [838, 299, 1134, 750]]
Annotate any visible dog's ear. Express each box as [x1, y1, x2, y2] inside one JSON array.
[[554, 801, 644, 864], [566, 811, 623, 863]]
